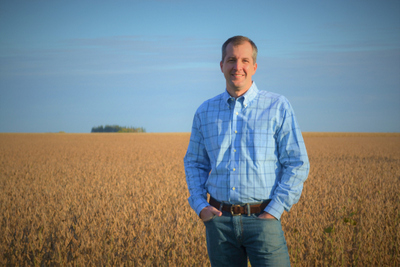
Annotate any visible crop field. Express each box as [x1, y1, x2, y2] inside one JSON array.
[[0, 133, 399, 266]]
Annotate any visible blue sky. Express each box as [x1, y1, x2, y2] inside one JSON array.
[[1, 0, 399, 133]]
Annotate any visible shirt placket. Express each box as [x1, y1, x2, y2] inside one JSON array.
[[229, 97, 243, 202]]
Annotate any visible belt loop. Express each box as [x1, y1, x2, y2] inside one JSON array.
[[247, 203, 251, 216], [219, 202, 223, 211]]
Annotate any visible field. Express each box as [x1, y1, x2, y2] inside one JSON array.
[[0, 133, 399, 266]]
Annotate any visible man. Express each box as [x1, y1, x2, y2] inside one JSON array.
[[184, 36, 309, 266]]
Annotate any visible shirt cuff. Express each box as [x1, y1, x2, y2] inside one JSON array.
[[264, 199, 285, 220], [189, 197, 210, 217]]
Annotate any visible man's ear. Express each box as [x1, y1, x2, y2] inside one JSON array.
[[220, 61, 223, 72]]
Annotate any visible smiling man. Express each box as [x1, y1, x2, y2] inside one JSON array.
[[184, 36, 310, 266], [221, 40, 257, 97]]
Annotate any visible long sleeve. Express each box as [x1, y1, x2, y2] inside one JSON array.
[[264, 100, 310, 220], [184, 113, 212, 216]]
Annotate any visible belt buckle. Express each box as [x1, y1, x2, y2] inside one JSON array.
[[230, 204, 243, 216]]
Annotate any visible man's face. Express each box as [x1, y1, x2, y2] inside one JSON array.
[[220, 41, 257, 97]]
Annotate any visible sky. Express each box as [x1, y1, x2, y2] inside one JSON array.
[[0, 0, 399, 133]]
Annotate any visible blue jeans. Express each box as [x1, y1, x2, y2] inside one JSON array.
[[204, 211, 290, 267]]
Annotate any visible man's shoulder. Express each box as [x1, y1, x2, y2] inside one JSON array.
[[257, 89, 287, 101], [254, 89, 291, 108], [195, 92, 226, 113]]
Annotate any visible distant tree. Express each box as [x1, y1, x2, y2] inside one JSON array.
[[91, 125, 145, 133], [104, 125, 114, 132], [91, 125, 104, 132]]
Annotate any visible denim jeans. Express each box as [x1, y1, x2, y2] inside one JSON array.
[[204, 211, 290, 267]]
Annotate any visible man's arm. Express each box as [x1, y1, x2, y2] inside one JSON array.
[[184, 113, 213, 216], [264, 100, 310, 220]]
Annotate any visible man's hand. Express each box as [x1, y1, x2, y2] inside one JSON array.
[[258, 212, 277, 220], [200, 206, 222, 222]]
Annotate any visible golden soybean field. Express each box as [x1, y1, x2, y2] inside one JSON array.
[[0, 133, 399, 266]]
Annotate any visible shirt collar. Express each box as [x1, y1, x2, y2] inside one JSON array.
[[223, 82, 259, 106]]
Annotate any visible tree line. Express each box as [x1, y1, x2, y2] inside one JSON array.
[[91, 125, 146, 133]]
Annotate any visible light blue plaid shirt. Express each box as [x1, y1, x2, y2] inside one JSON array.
[[184, 82, 309, 220]]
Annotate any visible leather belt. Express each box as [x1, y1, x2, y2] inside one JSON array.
[[209, 197, 270, 216]]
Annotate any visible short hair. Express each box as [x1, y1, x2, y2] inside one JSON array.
[[221, 36, 258, 63]]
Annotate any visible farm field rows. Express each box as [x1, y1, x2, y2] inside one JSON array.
[[0, 133, 399, 266]]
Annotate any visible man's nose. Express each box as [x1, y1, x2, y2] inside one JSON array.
[[233, 61, 242, 70]]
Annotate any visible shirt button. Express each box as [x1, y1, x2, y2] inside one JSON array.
[[232, 187, 236, 190], [236, 112, 239, 115], [234, 149, 236, 152], [233, 168, 236, 171], [235, 130, 237, 134]]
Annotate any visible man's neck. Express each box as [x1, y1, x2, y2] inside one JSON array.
[[226, 83, 252, 98]]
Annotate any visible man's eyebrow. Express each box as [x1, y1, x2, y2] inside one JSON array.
[[228, 56, 251, 60]]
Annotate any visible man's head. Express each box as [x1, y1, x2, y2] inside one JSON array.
[[220, 36, 258, 97]]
